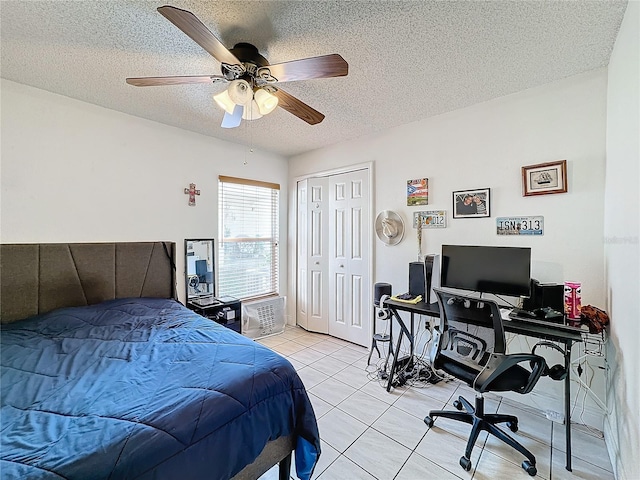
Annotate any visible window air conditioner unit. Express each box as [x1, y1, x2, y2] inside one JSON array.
[[242, 296, 286, 339]]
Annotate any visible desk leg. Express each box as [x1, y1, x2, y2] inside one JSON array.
[[385, 308, 416, 392], [564, 340, 573, 471], [385, 315, 394, 391], [383, 320, 393, 372], [387, 328, 404, 392], [410, 313, 415, 360]]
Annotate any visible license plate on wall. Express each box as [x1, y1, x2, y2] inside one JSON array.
[[496, 216, 544, 235], [413, 210, 446, 228]]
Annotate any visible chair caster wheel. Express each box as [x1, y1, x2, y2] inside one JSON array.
[[507, 420, 518, 432], [522, 460, 537, 476], [459, 456, 472, 471], [424, 416, 434, 428], [453, 400, 463, 410]]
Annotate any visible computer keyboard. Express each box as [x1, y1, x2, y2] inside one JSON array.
[[509, 307, 537, 319], [510, 307, 564, 320]]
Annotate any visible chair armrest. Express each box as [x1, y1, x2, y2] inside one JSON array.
[[475, 353, 547, 395], [507, 353, 547, 394]]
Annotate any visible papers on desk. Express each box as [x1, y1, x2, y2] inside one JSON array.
[[390, 294, 423, 304]]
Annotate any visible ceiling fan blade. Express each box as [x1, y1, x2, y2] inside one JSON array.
[[126, 75, 226, 86], [272, 88, 325, 125], [261, 54, 348, 83], [157, 6, 243, 68], [221, 105, 244, 128]]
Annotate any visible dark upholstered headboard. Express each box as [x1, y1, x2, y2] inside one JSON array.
[[1, 242, 176, 323]]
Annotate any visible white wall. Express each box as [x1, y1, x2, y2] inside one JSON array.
[[603, 1, 640, 478], [290, 70, 607, 305], [289, 70, 609, 426], [0, 79, 289, 304]]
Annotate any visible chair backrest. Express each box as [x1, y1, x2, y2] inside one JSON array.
[[430, 289, 506, 375]]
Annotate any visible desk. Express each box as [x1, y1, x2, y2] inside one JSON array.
[[384, 298, 582, 472]]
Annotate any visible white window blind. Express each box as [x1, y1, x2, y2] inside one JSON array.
[[218, 176, 279, 301]]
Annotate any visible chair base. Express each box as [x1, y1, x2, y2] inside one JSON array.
[[424, 395, 538, 477]]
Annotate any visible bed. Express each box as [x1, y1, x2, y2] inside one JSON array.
[[1, 242, 320, 480]]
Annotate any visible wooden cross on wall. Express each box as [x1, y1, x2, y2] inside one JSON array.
[[184, 183, 200, 206]]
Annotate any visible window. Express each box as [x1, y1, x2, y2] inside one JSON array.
[[218, 176, 279, 301]]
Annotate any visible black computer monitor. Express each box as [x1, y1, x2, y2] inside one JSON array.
[[441, 245, 531, 297]]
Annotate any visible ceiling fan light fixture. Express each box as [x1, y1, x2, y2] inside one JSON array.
[[213, 89, 236, 114], [227, 79, 253, 105], [254, 88, 279, 115], [242, 100, 263, 121], [127, 7, 349, 129]]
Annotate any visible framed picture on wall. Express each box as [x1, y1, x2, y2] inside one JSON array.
[[452, 188, 490, 218], [407, 178, 429, 206], [522, 160, 567, 196]]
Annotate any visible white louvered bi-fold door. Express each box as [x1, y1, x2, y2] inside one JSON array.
[[328, 169, 370, 346]]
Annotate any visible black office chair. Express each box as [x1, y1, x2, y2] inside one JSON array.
[[424, 289, 546, 476]]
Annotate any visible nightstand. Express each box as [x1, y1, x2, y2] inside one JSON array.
[[188, 296, 242, 333]]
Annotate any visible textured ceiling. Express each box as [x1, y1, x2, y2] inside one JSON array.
[[0, 1, 627, 158]]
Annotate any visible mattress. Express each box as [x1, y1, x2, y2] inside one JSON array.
[[0, 298, 320, 479]]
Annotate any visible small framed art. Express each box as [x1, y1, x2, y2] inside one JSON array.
[[407, 178, 429, 206], [522, 160, 567, 196], [452, 188, 490, 218]]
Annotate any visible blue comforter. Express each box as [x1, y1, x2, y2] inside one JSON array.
[[1, 298, 320, 479]]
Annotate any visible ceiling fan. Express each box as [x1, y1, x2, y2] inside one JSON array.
[[126, 5, 348, 128]]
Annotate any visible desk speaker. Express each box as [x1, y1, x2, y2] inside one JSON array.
[[522, 280, 564, 312], [409, 262, 425, 298], [424, 254, 441, 304]]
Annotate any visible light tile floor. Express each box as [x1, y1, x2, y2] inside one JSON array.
[[258, 326, 613, 480]]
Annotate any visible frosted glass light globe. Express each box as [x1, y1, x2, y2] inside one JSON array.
[[227, 79, 253, 105]]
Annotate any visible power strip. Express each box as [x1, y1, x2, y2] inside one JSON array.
[[545, 409, 565, 423], [395, 355, 413, 370]]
